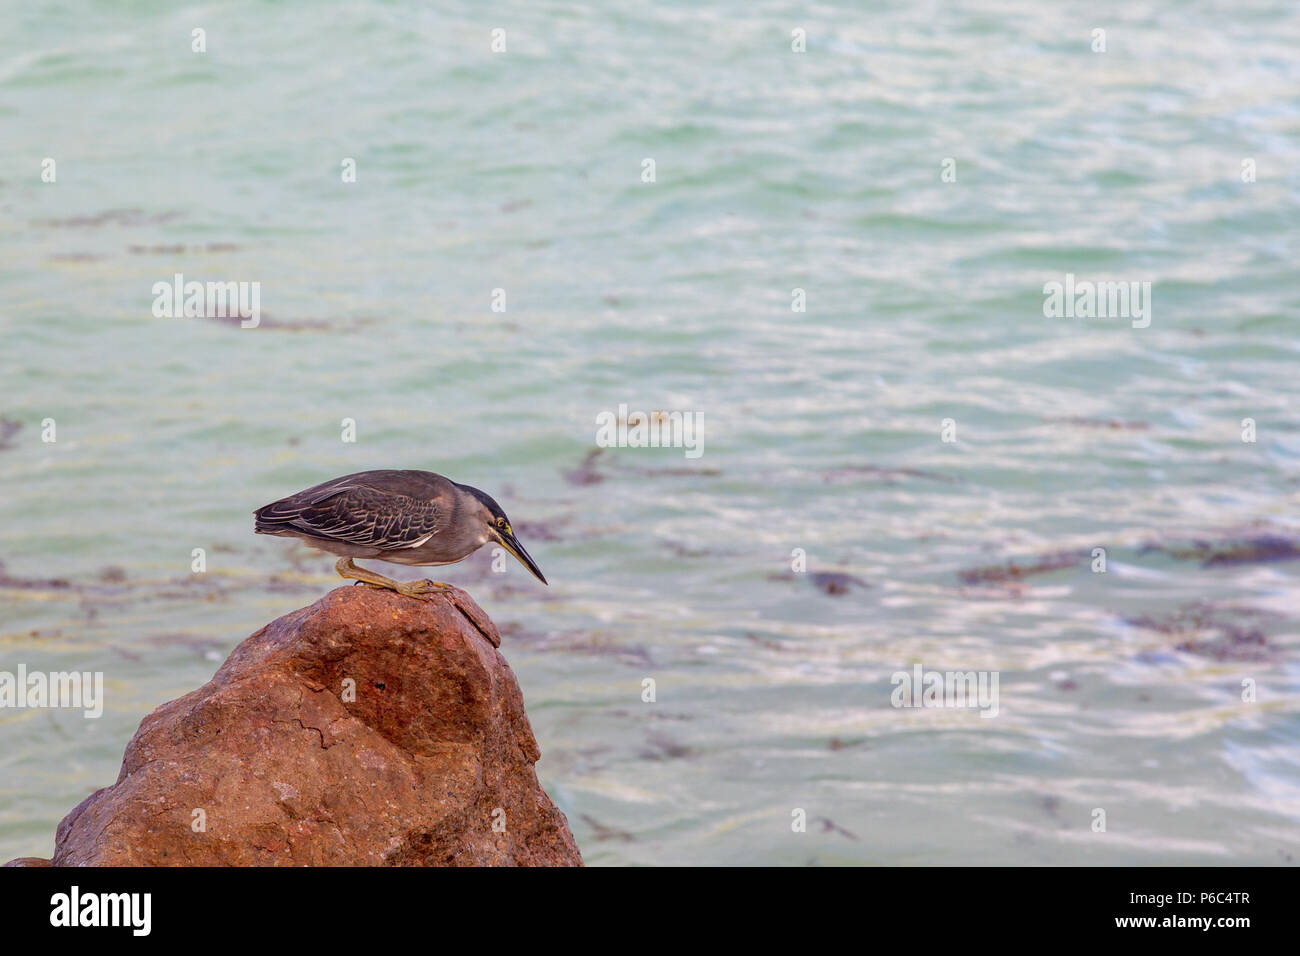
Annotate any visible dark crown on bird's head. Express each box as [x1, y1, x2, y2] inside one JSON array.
[[456, 482, 511, 526]]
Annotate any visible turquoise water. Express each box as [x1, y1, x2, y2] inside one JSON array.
[[2, 0, 1299, 865]]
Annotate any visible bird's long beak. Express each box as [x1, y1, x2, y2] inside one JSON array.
[[496, 529, 548, 585]]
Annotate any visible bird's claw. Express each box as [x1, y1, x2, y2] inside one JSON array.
[[394, 579, 452, 600]]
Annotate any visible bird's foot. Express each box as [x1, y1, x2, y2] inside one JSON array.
[[336, 557, 451, 600], [392, 578, 453, 600]]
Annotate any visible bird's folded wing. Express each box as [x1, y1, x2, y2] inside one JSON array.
[[281, 487, 442, 549]]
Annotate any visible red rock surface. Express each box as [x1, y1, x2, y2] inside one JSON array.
[[19, 585, 581, 866]]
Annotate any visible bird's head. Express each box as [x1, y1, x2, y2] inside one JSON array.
[[458, 483, 548, 585]]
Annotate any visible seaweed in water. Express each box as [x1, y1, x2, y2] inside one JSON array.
[[579, 815, 635, 843], [1125, 602, 1279, 663], [1140, 533, 1300, 567], [810, 571, 869, 595], [0, 559, 71, 590], [637, 733, 694, 761], [0, 416, 21, 450], [813, 817, 860, 841], [768, 569, 870, 595], [957, 550, 1082, 585], [563, 448, 606, 485]]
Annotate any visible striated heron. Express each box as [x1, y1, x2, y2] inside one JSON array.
[[254, 469, 547, 597]]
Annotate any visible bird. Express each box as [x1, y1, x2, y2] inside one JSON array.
[[254, 469, 547, 598]]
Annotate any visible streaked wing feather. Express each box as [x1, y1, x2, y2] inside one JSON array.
[[288, 486, 442, 549]]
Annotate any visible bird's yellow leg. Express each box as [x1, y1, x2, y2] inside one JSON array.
[[335, 558, 451, 599]]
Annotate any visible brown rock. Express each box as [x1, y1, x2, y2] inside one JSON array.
[[33, 585, 582, 866]]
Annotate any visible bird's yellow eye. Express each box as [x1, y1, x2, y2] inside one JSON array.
[[497, 518, 508, 531]]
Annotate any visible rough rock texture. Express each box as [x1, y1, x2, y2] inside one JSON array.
[[20, 585, 582, 866]]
